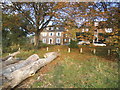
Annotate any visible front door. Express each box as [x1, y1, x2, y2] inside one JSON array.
[[49, 38, 53, 44]]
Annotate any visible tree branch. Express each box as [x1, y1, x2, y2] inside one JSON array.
[[10, 3, 36, 25], [40, 16, 53, 30]]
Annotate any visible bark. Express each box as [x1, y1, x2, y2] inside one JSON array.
[[0, 51, 21, 77], [9, 51, 20, 57], [0, 54, 39, 77], [2, 57, 19, 67], [1, 52, 59, 88], [0, 56, 11, 62], [34, 31, 40, 48], [0, 51, 20, 61]]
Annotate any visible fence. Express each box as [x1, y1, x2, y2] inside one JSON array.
[[46, 47, 117, 56]]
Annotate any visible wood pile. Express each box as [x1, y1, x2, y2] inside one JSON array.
[[0, 51, 59, 89]]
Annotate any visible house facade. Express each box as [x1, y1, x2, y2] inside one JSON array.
[[40, 27, 71, 45]]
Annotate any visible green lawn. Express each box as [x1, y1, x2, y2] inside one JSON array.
[[3, 45, 119, 88], [31, 55, 118, 88]]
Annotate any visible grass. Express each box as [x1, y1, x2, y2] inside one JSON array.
[[31, 56, 118, 88], [3, 45, 119, 88]]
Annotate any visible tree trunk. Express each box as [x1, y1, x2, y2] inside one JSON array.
[[1, 52, 59, 88], [34, 31, 40, 48], [0, 54, 39, 77]]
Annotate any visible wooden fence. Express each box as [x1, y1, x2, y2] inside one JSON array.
[[46, 47, 118, 56]]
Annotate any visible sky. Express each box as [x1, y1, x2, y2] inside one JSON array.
[[1, 0, 120, 2]]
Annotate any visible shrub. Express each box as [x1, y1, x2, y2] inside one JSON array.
[[3, 45, 19, 53], [21, 44, 35, 51], [39, 43, 50, 48], [68, 40, 78, 48], [2, 47, 11, 53]]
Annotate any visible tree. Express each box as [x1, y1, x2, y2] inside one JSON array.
[[2, 2, 119, 48], [2, 2, 67, 48], [2, 13, 29, 52], [67, 2, 119, 45]]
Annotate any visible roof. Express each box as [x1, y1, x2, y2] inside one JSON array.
[[42, 27, 65, 32]]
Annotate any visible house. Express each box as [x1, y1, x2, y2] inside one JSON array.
[[76, 21, 113, 43], [40, 27, 71, 45]]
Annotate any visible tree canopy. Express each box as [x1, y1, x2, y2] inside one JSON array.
[[2, 1, 120, 48]]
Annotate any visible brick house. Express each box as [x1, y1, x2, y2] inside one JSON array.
[[40, 27, 71, 45]]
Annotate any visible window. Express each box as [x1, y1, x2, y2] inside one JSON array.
[[56, 27, 59, 30], [65, 34, 68, 37], [56, 32, 61, 36], [56, 38, 60, 43], [105, 28, 112, 33], [58, 33, 60, 36], [51, 27, 54, 30], [50, 33, 52, 36], [42, 38, 46, 43], [42, 32, 47, 36], [49, 32, 54, 36], [64, 39, 67, 42]]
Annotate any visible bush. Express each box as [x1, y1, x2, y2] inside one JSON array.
[[40, 43, 50, 48], [68, 40, 78, 48], [21, 43, 50, 51], [2, 47, 11, 53], [3, 45, 19, 53], [21, 44, 35, 51]]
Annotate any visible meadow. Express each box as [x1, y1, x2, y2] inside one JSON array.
[[6, 45, 118, 88]]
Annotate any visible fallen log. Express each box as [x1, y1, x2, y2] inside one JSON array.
[[2, 58, 25, 68], [0, 51, 20, 61], [0, 56, 11, 62], [2, 52, 59, 88], [2, 57, 19, 67], [0, 54, 39, 77]]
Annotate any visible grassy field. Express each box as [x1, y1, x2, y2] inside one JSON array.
[[4, 45, 119, 88]]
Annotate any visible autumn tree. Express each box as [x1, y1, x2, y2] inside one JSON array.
[[2, 2, 68, 48], [65, 2, 119, 45], [2, 1, 119, 47], [94, 2, 120, 46]]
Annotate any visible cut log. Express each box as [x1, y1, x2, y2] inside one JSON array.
[[44, 52, 58, 58], [0, 54, 39, 77], [2, 52, 59, 88], [2, 57, 19, 67], [0, 51, 20, 61], [9, 51, 20, 57], [0, 56, 11, 62]]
